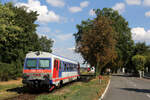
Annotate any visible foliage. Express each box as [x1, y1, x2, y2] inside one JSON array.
[[74, 13, 117, 75], [95, 8, 134, 70], [0, 2, 53, 81], [74, 8, 135, 74], [133, 42, 149, 55], [39, 36, 54, 53], [132, 55, 146, 71]]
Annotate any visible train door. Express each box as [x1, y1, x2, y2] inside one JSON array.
[[53, 59, 60, 78], [59, 61, 62, 77]]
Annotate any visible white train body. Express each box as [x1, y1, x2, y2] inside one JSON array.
[[22, 51, 79, 89]]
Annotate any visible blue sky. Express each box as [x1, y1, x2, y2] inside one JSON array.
[[2, 0, 150, 66]]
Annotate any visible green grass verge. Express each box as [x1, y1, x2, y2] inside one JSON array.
[[36, 75, 110, 100]]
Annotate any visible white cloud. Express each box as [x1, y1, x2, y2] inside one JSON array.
[[143, 0, 150, 6], [46, 0, 65, 7], [69, 6, 82, 13], [55, 33, 73, 40], [112, 3, 125, 14], [125, 0, 141, 5], [89, 9, 95, 16], [38, 26, 51, 33], [80, 1, 89, 8], [145, 11, 150, 17], [16, 0, 60, 23], [131, 27, 150, 42], [67, 47, 75, 51], [69, 1, 89, 13]]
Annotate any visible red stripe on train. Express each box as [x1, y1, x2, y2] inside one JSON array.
[[52, 75, 80, 82], [23, 69, 51, 73]]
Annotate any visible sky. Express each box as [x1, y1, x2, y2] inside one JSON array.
[[1, 0, 150, 66]]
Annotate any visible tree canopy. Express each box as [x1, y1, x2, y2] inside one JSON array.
[[74, 9, 117, 75], [0, 2, 53, 81], [74, 8, 135, 74]]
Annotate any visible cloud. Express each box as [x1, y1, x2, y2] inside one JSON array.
[[69, 1, 89, 13], [131, 27, 150, 42], [143, 0, 150, 6], [80, 1, 89, 8], [125, 0, 141, 5], [67, 47, 75, 51], [69, 6, 82, 13], [112, 3, 125, 14], [38, 26, 51, 33], [55, 33, 73, 40], [46, 0, 65, 7], [145, 11, 150, 17], [89, 9, 95, 16], [16, 0, 60, 23]]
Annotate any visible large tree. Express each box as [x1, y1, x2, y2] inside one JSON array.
[[74, 14, 117, 75], [0, 2, 53, 80], [95, 8, 134, 70]]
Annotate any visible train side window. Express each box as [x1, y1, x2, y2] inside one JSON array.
[[67, 64, 69, 71], [64, 63, 66, 71]]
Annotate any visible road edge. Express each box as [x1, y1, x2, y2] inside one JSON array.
[[99, 77, 111, 100]]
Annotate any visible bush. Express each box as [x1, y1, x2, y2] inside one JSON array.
[[132, 55, 146, 71], [0, 62, 18, 81]]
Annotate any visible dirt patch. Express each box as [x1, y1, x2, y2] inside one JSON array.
[[54, 88, 71, 95], [6, 94, 37, 100], [0, 78, 22, 85]]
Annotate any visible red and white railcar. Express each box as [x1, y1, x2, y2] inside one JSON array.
[[22, 51, 79, 91]]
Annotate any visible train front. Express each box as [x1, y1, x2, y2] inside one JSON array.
[[22, 51, 52, 89]]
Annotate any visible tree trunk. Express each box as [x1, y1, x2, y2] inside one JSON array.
[[96, 61, 100, 76]]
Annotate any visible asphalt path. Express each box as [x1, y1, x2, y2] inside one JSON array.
[[103, 74, 150, 100]]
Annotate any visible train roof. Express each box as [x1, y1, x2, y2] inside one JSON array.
[[26, 51, 78, 64]]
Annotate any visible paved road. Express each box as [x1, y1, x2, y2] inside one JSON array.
[[103, 74, 150, 100]]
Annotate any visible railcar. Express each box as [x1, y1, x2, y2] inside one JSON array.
[[22, 51, 80, 91]]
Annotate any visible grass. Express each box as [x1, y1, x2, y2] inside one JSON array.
[[36, 75, 110, 100], [0, 78, 22, 100]]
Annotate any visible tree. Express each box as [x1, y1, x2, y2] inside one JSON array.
[[95, 8, 134, 71], [39, 36, 54, 53], [132, 55, 146, 78], [74, 14, 117, 75], [0, 2, 54, 81], [133, 42, 149, 55]]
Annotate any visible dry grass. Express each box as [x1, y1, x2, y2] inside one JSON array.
[[0, 78, 22, 100], [0, 78, 22, 85]]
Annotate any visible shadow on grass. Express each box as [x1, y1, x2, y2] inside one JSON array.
[[6, 86, 48, 94], [6, 75, 95, 95], [79, 74, 95, 82], [120, 88, 150, 93]]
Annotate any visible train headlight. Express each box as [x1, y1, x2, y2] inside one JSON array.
[[22, 74, 30, 79], [43, 74, 49, 79]]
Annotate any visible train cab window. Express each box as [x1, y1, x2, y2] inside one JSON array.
[[26, 59, 37, 68], [39, 59, 50, 68]]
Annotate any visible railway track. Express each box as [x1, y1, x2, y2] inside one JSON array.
[[5, 74, 95, 100]]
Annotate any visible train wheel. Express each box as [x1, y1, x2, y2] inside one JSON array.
[[57, 81, 63, 89]]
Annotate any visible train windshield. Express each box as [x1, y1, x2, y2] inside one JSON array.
[[39, 59, 50, 68], [26, 59, 37, 68]]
